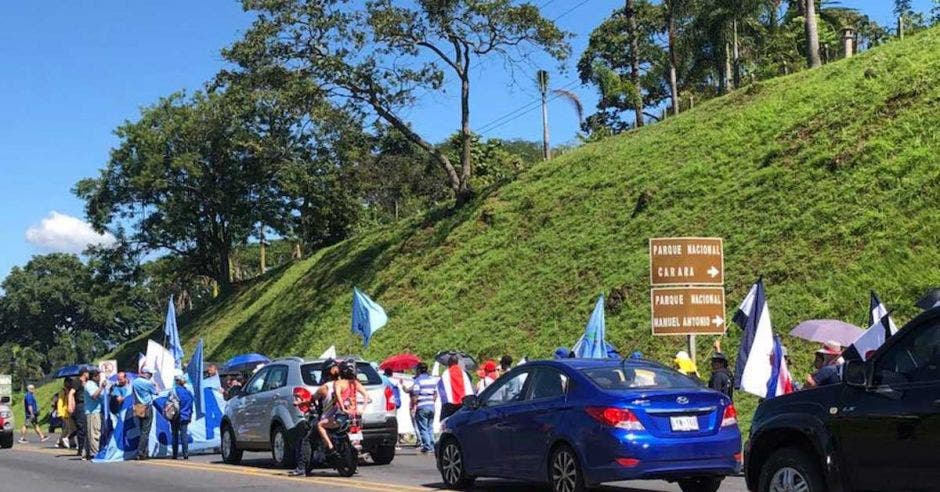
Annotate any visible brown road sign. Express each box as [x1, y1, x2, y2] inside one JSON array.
[[649, 237, 724, 286], [651, 287, 727, 336]]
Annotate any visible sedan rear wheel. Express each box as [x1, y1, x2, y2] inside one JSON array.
[[438, 439, 474, 489], [550, 445, 585, 492]]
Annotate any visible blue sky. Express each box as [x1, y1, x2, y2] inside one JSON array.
[[0, 0, 931, 279]]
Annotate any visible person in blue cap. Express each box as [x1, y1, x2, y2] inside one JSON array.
[[554, 347, 571, 359]]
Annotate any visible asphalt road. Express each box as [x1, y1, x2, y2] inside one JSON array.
[[0, 442, 747, 492]]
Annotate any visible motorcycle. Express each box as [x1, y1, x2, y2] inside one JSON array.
[[301, 406, 361, 477]]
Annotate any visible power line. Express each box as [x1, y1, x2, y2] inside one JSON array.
[[475, 78, 580, 134], [477, 79, 583, 136]]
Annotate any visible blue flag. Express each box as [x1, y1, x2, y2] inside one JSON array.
[[164, 296, 184, 369], [573, 295, 608, 358], [186, 339, 204, 419], [733, 279, 777, 398], [351, 288, 388, 347]]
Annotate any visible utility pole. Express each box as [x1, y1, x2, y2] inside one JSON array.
[[537, 70, 551, 160]]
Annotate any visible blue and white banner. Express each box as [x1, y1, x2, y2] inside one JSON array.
[[869, 291, 898, 335], [94, 376, 225, 462], [845, 313, 894, 362]]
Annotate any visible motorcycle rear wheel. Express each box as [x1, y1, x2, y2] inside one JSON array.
[[334, 438, 358, 477]]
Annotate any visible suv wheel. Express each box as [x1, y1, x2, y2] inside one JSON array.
[[549, 444, 585, 492], [438, 438, 474, 489], [678, 477, 723, 492], [0, 433, 13, 449], [759, 447, 826, 492], [221, 424, 243, 464], [270, 424, 295, 468], [371, 444, 396, 465]]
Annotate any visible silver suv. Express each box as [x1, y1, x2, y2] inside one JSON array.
[[220, 357, 398, 467]]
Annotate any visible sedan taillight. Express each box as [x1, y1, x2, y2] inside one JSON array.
[[721, 404, 738, 427], [585, 407, 645, 431]]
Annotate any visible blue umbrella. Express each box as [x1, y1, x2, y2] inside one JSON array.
[[573, 295, 609, 358], [53, 364, 84, 378], [222, 353, 270, 373]]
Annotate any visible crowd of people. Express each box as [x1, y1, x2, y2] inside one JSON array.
[[21, 366, 196, 462]]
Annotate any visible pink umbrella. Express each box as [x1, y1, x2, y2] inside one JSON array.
[[789, 319, 864, 347]]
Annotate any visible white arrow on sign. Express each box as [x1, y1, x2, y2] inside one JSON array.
[[712, 316, 725, 327], [707, 266, 720, 278]]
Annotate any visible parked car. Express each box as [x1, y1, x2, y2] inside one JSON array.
[[746, 306, 940, 492], [436, 358, 741, 492], [220, 357, 398, 468], [0, 396, 13, 448]]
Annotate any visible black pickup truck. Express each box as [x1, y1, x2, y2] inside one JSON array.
[[745, 306, 940, 492]]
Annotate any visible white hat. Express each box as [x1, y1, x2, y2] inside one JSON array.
[[173, 369, 185, 380], [140, 366, 155, 375]]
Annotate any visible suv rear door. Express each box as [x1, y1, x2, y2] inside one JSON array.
[[259, 364, 290, 435], [834, 311, 940, 491]]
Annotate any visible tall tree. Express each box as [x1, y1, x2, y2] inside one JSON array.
[[579, 2, 668, 134], [625, 0, 645, 126], [804, 0, 822, 67], [663, 0, 682, 114], [225, 0, 570, 206], [535, 70, 583, 159], [76, 91, 272, 293], [0, 344, 45, 391]]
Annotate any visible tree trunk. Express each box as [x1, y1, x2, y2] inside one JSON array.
[[667, 4, 679, 116], [292, 241, 302, 260], [457, 72, 473, 205], [259, 224, 266, 274], [732, 17, 741, 88], [897, 16, 904, 39], [722, 43, 733, 94], [804, 0, 822, 68], [218, 247, 233, 294], [541, 91, 551, 160], [626, 0, 644, 127]]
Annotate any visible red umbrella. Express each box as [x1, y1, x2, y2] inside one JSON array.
[[379, 353, 421, 372]]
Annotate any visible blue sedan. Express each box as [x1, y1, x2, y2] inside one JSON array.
[[436, 359, 741, 492]]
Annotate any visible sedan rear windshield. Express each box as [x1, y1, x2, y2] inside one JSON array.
[[301, 361, 383, 386], [582, 365, 700, 390]]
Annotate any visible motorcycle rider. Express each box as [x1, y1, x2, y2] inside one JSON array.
[[290, 358, 339, 476], [317, 361, 370, 454]]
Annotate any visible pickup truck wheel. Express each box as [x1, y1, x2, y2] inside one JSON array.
[[759, 447, 826, 492], [371, 444, 396, 465], [0, 433, 13, 449], [678, 477, 723, 492]]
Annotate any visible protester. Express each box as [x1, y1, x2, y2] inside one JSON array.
[[49, 393, 61, 435], [411, 362, 437, 454], [80, 368, 106, 460], [68, 374, 86, 457], [132, 367, 159, 460], [438, 355, 473, 419], [782, 346, 802, 391], [674, 351, 699, 379], [289, 358, 341, 476], [553, 347, 571, 359], [475, 360, 499, 393], [108, 371, 131, 414], [206, 364, 218, 378], [805, 341, 843, 388], [57, 379, 74, 449], [707, 353, 734, 400], [18, 384, 48, 444], [170, 372, 194, 460], [498, 355, 513, 377]]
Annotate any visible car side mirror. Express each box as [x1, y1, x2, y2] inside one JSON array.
[[463, 395, 480, 410], [843, 359, 869, 388]]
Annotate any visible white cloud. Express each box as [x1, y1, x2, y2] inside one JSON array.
[[25, 211, 116, 254]]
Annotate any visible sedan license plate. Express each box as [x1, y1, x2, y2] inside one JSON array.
[[670, 416, 699, 432]]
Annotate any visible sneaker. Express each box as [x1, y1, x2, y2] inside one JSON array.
[[287, 469, 305, 477], [40, 436, 50, 443], [17, 439, 28, 444]]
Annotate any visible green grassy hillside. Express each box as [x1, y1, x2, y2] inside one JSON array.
[[104, 29, 940, 433]]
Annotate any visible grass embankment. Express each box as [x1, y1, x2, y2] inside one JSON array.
[[103, 28, 940, 435]]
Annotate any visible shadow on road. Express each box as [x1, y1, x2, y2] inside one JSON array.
[[422, 480, 672, 492]]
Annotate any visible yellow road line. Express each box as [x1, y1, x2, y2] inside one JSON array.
[[13, 445, 431, 492]]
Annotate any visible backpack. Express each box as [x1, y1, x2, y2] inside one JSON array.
[[164, 389, 180, 421]]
